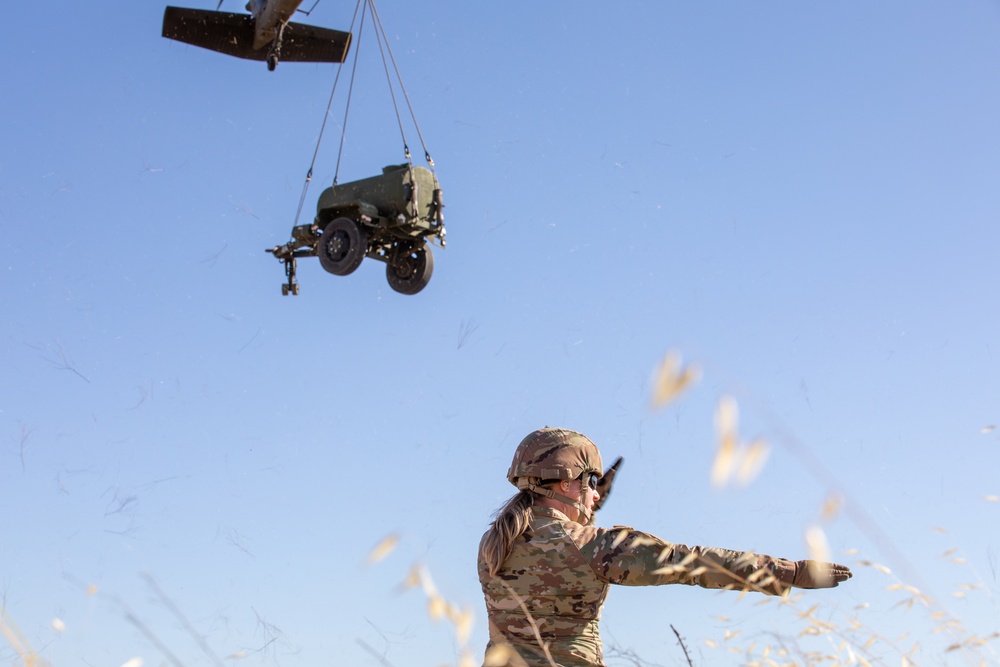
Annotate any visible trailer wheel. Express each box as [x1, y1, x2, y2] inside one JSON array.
[[386, 244, 434, 295], [318, 218, 368, 276]]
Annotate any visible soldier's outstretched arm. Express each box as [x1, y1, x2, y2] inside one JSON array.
[[571, 525, 852, 595]]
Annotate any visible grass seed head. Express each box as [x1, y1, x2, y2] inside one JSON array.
[[483, 644, 519, 667], [458, 649, 477, 667], [427, 594, 447, 621], [858, 561, 892, 575], [452, 606, 474, 644], [711, 438, 737, 487], [366, 533, 400, 565], [820, 494, 844, 521], [736, 439, 770, 486], [805, 526, 832, 573], [651, 350, 701, 408]]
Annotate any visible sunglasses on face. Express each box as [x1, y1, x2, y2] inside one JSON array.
[[583, 472, 600, 491]]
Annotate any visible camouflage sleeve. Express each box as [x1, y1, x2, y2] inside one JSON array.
[[568, 524, 795, 595]]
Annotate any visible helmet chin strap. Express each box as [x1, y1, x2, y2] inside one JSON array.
[[527, 482, 592, 524]]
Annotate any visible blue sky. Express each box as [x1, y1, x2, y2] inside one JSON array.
[[3, 1, 1000, 665]]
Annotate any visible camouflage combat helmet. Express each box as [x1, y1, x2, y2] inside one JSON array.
[[508, 428, 603, 487], [508, 428, 603, 524]]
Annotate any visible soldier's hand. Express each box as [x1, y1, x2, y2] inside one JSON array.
[[792, 560, 853, 588], [592, 457, 623, 513]]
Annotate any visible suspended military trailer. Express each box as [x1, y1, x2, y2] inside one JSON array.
[[267, 164, 445, 295]]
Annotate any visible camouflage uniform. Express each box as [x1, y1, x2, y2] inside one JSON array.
[[478, 506, 795, 667]]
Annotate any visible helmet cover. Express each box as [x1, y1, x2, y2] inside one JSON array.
[[507, 428, 603, 488]]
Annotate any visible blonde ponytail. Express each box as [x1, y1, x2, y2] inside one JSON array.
[[480, 490, 534, 577]]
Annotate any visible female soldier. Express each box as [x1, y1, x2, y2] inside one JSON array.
[[478, 427, 852, 667]]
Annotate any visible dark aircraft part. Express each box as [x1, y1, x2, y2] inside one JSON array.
[[386, 243, 434, 295], [317, 217, 368, 276], [267, 164, 446, 296], [267, 21, 285, 70], [162, 6, 352, 65]]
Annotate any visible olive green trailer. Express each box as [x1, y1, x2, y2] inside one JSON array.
[[267, 164, 445, 295]]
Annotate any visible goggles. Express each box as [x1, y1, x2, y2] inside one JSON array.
[[583, 472, 600, 491]]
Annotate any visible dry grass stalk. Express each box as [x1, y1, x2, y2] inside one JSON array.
[[394, 560, 477, 666], [0, 608, 48, 667], [497, 581, 558, 667]]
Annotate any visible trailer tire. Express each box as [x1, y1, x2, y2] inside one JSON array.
[[318, 217, 368, 276], [386, 244, 434, 295]]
